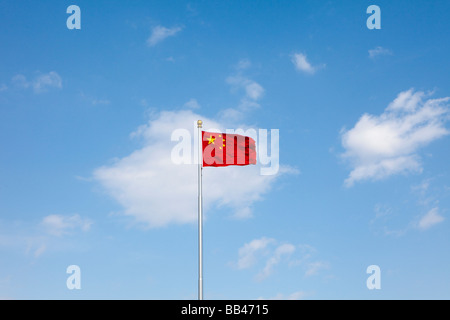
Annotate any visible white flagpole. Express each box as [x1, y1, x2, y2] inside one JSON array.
[[197, 120, 203, 300]]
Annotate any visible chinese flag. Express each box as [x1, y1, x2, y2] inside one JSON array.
[[202, 131, 257, 167]]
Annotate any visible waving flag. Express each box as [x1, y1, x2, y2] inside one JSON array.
[[202, 131, 257, 167], [196, 122, 257, 300]]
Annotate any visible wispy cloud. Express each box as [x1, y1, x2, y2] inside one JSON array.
[[80, 92, 110, 106], [33, 72, 62, 93], [226, 75, 265, 102], [139, 99, 149, 107], [222, 62, 265, 120], [369, 46, 393, 59], [0, 214, 93, 258], [41, 214, 93, 236], [91, 99, 110, 106], [11, 72, 62, 93], [237, 237, 274, 269], [257, 291, 308, 300], [304, 261, 329, 277], [417, 207, 444, 230], [12, 74, 29, 89], [372, 178, 446, 236], [234, 238, 327, 281], [183, 98, 201, 109], [0, 84, 7, 92], [236, 58, 251, 70], [411, 178, 437, 207], [256, 243, 296, 281], [341, 89, 450, 187], [291, 53, 324, 74], [370, 204, 409, 237], [33, 244, 47, 258], [147, 25, 183, 47]]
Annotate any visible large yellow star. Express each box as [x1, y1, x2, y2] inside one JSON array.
[[207, 134, 226, 149]]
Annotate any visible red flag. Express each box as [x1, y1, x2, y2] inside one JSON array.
[[202, 131, 257, 167]]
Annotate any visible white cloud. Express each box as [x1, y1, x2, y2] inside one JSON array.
[[417, 207, 444, 230], [369, 46, 393, 59], [147, 25, 183, 47], [387, 90, 424, 112], [0, 84, 7, 92], [341, 89, 450, 186], [94, 108, 291, 228], [11, 72, 62, 93], [41, 214, 93, 236], [291, 53, 323, 74]]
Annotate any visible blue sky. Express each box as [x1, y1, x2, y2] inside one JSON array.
[[1, 0, 450, 299]]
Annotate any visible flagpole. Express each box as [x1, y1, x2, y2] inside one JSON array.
[[197, 120, 203, 300]]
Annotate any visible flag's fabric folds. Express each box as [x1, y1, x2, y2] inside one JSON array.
[[202, 131, 257, 167]]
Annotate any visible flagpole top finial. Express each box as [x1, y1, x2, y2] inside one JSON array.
[[197, 120, 203, 128]]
